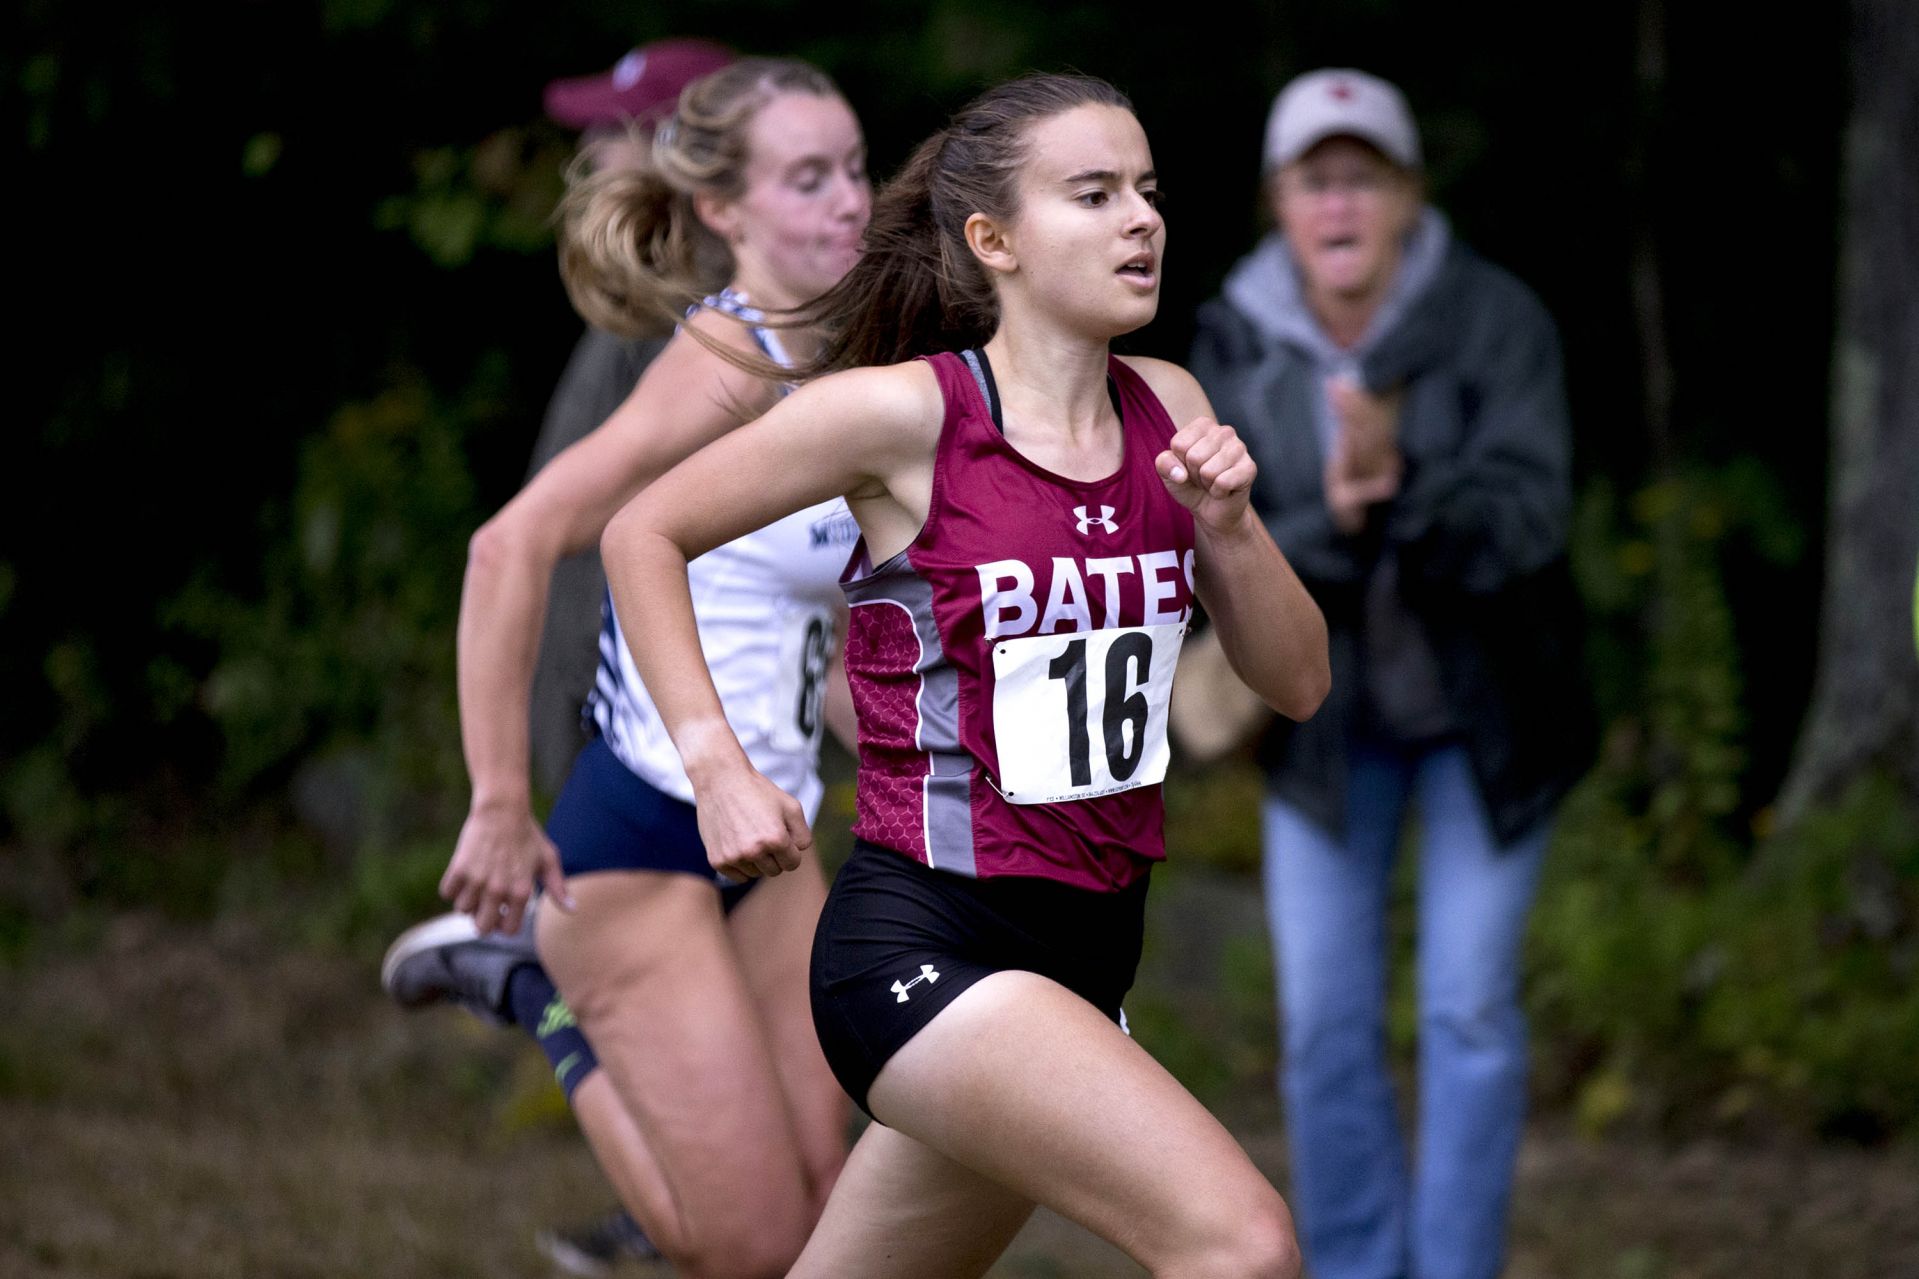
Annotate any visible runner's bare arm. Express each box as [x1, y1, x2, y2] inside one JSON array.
[[444, 314, 780, 922], [1121, 356, 1330, 722], [459, 313, 778, 806], [600, 361, 941, 876]]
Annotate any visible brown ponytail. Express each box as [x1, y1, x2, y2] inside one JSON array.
[[791, 72, 1134, 377]]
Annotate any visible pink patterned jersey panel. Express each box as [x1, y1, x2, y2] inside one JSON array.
[[844, 597, 930, 861]]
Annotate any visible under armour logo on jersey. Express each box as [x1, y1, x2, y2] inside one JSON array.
[[891, 964, 941, 1003], [1074, 505, 1119, 535]]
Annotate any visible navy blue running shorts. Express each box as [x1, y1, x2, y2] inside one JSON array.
[[546, 735, 756, 912], [809, 838, 1148, 1119]]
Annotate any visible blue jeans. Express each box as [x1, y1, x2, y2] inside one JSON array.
[[1263, 740, 1549, 1279]]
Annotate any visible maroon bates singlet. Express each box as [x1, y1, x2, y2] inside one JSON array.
[[841, 351, 1197, 891]]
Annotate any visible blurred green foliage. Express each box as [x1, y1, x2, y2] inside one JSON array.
[[171, 373, 484, 802], [375, 129, 574, 268], [1533, 773, 1918, 1143], [1500, 470, 1906, 1138], [1154, 744, 1919, 1142]]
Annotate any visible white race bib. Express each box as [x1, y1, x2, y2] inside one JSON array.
[[768, 606, 835, 753], [990, 623, 1186, 805]]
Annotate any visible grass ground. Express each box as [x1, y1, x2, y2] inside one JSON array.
[[4, 881, 1914, 1278]]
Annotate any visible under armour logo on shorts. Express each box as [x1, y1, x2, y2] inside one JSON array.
[[1074, 504, 1118, 535], [891, 964, 941, 1003]]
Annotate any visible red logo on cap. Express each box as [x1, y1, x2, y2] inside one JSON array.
[[1329, 80, 1354, 100]]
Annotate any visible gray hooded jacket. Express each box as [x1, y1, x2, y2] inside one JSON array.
[[1190, 216, 1591, 844]]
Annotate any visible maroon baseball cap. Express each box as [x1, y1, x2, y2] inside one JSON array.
[[543, 38, 735, 130]]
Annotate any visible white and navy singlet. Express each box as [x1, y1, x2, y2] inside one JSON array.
[[588, 290, 859, 822]]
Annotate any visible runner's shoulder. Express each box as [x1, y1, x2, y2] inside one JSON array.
[[1113, 355, 1213, 426], [791, 359, 945, 455]]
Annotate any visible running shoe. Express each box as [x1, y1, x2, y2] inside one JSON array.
[[379, 907, 537, 1026], [535, 1208, 661, 1276]]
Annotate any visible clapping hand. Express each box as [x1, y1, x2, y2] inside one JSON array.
[[1324, 376, 1403, 534]]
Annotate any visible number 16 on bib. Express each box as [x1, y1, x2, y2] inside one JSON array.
[[990, 622, 1187, 805]]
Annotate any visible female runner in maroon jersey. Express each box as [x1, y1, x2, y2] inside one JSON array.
[[601, 73, 1329, 1277]]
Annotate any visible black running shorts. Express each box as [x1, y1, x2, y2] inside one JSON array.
[[809, 839, 1149, 1118]]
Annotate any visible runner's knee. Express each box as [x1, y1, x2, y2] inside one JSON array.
[[1163, 1193, 1300, 1279]]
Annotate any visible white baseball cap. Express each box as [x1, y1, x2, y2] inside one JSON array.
[[1263, 68, 1422, 172]]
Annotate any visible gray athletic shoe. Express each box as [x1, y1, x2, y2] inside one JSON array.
[[379, 907, 537, 1026], [535, 1209, 660, 1276]]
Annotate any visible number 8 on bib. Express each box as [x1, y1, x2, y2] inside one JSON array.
[[990, 622, 1186, 805]]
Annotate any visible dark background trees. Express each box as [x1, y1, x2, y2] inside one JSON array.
[[1779, 0, 1919, 819]]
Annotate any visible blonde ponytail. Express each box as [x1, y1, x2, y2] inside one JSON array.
[[556, 58, 841, 338]]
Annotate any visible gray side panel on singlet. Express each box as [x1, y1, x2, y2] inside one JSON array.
[[844, 556, 976, 876]]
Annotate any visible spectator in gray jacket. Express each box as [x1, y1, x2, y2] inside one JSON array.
[[1189, 68, 1592, 1279]]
